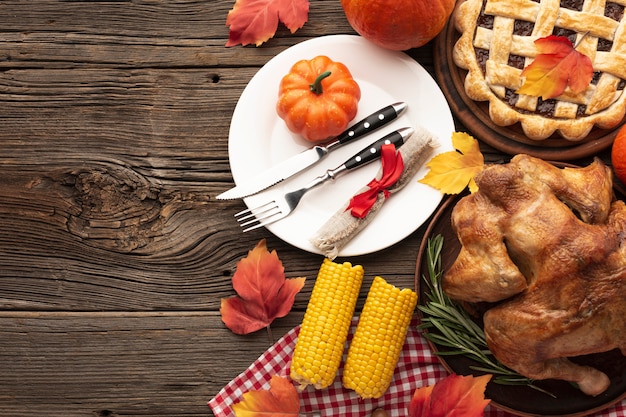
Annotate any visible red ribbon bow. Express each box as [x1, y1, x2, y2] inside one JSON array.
[[346, 143, 404, 219]]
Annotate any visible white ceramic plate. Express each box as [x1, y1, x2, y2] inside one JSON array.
[[227, 35, 455, 256]]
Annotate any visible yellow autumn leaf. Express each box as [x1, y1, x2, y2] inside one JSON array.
[[419, 132, 484, 194]]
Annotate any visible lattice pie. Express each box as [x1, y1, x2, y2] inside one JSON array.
[[453, 0, 626, 140]]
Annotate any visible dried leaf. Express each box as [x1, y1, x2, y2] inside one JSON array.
[[408, 383, 434, 417], [516, 35, 594, 99], [231, 375, 300, 417], [419, 132, 484, 194], [225, 0, 310, 47], [408, 374, 492, 417], [220, 239, 306, 334]]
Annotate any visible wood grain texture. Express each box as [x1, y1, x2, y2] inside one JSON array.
[[0, 312, 304, 417]]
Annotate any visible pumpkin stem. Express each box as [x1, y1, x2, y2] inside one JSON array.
[[310, 71, 331, 95]]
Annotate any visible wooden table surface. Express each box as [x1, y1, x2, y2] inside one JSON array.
[[0, 1, 620, 416]]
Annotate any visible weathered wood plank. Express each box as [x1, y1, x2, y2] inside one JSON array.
[[0, 311, 304, 417], [0, 67, 247, 167], [0, 0, 359, 69], [0, 161, 424, 311]]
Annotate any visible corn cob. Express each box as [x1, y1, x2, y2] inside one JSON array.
[[342, 276, 417, 398], [290, 258, 364, 390]]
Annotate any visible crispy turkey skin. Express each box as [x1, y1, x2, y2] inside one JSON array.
[[443, 154, 626, 396]]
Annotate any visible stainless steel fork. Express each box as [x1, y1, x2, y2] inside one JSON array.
[[235, 127, 414, 232]]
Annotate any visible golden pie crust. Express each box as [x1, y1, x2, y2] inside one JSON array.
[[453, 0, 626, 141]]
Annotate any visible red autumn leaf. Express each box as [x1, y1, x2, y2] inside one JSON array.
[[231, 375, 300, 417], [516, 35, 593, 99], [408, 374, 492, 417], [220, 239, 306, 335], [409, 383, 434, 417], [225, 0, 310, 47]]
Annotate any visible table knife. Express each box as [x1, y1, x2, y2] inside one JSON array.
[[216, 102, 408, 200], [237, 127, 414, 232]]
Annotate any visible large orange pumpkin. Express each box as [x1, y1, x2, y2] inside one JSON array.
[[341, 0, 456, 51]]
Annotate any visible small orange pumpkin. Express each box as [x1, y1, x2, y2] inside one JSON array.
[[341, 0, 456, 51], [276, 55, 361, 143]]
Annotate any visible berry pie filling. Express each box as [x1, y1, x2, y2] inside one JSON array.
[[453, 0, 626, 140]]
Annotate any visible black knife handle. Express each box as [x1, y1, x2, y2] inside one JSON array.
[[343, 127, 414, 170], [328, 102, 408, 149]]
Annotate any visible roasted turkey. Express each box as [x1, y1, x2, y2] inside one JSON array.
[[443, 154, 626, 396]]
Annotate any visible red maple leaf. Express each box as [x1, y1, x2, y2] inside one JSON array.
[[220, 239, 306, 335], [231, 375, 300, 417], [516, 35, 594, 99], [408, 374, 492, 417], [225, 0, 310, 47]]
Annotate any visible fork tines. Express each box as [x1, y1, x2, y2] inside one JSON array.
[[235, 200, 284, 232]]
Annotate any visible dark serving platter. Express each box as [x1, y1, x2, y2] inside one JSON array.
[[414, 191, 626, 416]]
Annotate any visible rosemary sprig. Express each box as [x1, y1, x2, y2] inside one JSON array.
[[417, 234, 554, 396]]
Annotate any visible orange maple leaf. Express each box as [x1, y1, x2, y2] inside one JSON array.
[[516, 35, 594, 100], [408, 374, 492, 417], [220, 239, 306, 335], [225, 0, 310, 47], [419, 132, 484, 195], [231, 375, 300, 417]]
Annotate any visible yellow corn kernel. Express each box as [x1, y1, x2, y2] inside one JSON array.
[[342, 276, 417, 398], [290, 258, 364, 390]]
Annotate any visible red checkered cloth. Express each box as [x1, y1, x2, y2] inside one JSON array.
[[209, 317, 626, 417]]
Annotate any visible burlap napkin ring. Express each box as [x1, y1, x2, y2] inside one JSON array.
[[310, 124, 437, 260]]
